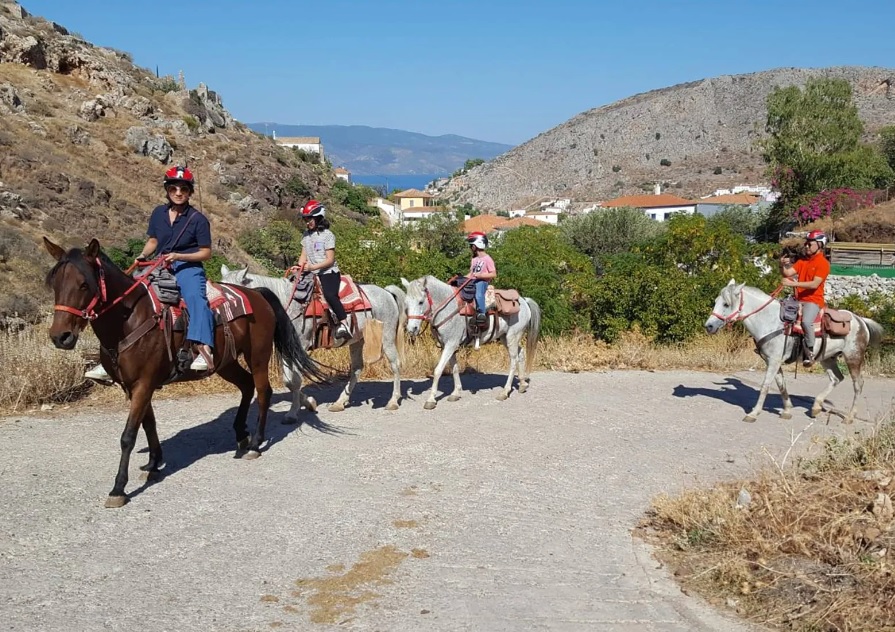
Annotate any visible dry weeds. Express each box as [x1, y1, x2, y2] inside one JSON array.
[[641, 419, 895, 631]]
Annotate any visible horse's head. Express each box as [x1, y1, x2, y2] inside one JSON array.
[[400, 276, 430, 337], [43, 237, 103, 349], [220, 264, 250, 286], [705, 278, 745, 334]]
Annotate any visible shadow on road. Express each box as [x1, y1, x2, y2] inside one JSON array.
[[672, 376, 815, 415]]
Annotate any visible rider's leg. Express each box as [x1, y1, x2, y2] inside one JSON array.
[[801, 301, 820, 365], [319, 272, 350, 339], [474, 279, 487, 323], [174, 263, 215, 370]]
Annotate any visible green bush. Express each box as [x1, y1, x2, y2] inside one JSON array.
[[182, 115, 199, 133], [238, 220, 303, 272], [660, 158, 671, 166], [329, 180, 379, 216], [285, 175, 311, 199], [561, 206, 664, 260], [713, 167, 723, 175]]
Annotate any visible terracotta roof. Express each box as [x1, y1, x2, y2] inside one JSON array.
[[496, 217, 547, 229], [275, 136, 321, 144], [394, 188, 434, 198], [334, 167, 350, 175], [697, 193, 760, 205], [462, 214, 506, 234], [600, 193, 696, 209]]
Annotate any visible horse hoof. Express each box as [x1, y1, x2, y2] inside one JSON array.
[[811, 407, 822, 418], [104, 495, 128, 509], [386, 402, 400, 411], [518, 383, 528, 394], [237, 438, 250, 451], [496, 392, 509, 401], [329, 403, 346, 413], [305, 397, 318, 412], [742, 415, 757, 423], [447, 394, 461, 402], [780, 411, 793, 420], [423, 401, 437, 411], [241, 450, 261, 460], [138, 470, 162, 482]]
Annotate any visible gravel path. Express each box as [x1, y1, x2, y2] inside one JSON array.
[[2, 369, 892, 631]]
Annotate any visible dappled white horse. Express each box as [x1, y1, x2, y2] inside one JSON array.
[[401, 275, 541, 409], [705, 279, 884, 423], [221, 265, 406, 420]]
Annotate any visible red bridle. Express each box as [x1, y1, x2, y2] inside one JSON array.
[[406, 278, 471, 329], [711, 285, 783, 326], [53, 257, 164, 321]]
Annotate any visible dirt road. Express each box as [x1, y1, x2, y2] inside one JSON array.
[[2, 369, 892, 631]]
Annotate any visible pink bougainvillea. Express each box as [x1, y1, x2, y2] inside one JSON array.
[[795, 188, 876, 224]]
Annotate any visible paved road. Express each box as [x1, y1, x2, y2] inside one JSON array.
[[2, 369, 893, 631]]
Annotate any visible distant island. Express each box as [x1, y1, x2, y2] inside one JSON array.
[[247, 123, 513, 177]]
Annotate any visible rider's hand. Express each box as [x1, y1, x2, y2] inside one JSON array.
[[779, 256, 791, 266], [135, 255, 148, 263], [164, 253, 180, 263]]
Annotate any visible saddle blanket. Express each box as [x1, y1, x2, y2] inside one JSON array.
[[304, 274, 372, 317], [145, 279, 253, 327]]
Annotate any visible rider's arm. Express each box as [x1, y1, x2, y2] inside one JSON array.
[[169, 247, 211, 263], [785, 274, 823, 290], [307, 249, 335, 272], [779, 256, 797, 278], [139, 238, 158, 260], [297, 248, 308, 269]]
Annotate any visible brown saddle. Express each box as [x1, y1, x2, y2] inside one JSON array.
[[787, 306, 852, 337]]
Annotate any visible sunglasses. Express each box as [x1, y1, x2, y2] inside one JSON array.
[[166, 185, 191, 194]]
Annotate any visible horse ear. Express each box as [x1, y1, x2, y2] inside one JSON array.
[[421, 276, 428, 289], [220, 264, 230, 276], [726, 278, 736, 287], [736, 282, 746, 294], [43, 237, 65, 261], [400, 277, 410, 289], [235, 266, 248, 282], [86, 239, 100, 259]]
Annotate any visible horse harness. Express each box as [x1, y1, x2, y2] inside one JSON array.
[[407, 278, 497, 345]]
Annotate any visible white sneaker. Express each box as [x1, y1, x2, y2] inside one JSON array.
[[85, 364, 112, 382], [189, 354, 210, 371]]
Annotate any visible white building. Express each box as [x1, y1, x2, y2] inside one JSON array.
[[334, 167, 351, 183], [508, 209, 527, 218], [274, 135, 325, 163], [370, 196, 401, 226], [599, 192, 697, 222], [525, 210, 560, 225]]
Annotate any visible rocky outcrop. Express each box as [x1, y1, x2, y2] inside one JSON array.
[[0, 81, 23, 113], [442, 66, 895, 211], [124, 126, 173, 163], [827, 275, 895, 303]]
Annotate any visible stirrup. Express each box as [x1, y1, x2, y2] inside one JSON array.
[[334, 323, 351, 340], [85, 364, 113, 382]]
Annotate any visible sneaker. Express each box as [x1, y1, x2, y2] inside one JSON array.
[[189, 354, 210, 371], [85, 364, 112, 382], [802, 351, 815, 368], [334, 323, 351, 340], [475, 313, 487, 325]]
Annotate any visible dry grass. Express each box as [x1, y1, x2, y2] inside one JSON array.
[[641, 419, 895, 630]]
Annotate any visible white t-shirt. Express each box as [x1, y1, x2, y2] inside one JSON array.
[[301, 229, 339, 274]]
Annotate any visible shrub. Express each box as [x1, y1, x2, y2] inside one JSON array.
[[285, 175, 311, 199], [329, 180, 379, 216], [156, 76, 180, 93], [713, 167, 723, 175], [655, 132, 661, 140], [182, 115, 199, 133], [660, 158, 672, 167], [612, 165, 621, 173], [561, 206, 663, 260]]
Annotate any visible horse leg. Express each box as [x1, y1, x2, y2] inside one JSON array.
[[384, 334, 402, 411], [106, 383, 153, 508], [281, 361, 313, 424], [247, 351, 273, 456], [330, 342, 363, 412], [446, 352, 463, 402], [744, 357, 783, 423], [811, 358, 843, 418], [216, 363, 256, 457], [497, 335, 521, 401], [843, 353, 866, 425], [138, 404, 164, 480], [424, 343, 459, 410], [517, 343, 529, 394], [774, 369, 794, 420]]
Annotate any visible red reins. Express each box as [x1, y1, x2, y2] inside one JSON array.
[[712, 285, 784, 327], [54, 257, 165, 321], [407, 276, 473, 329]]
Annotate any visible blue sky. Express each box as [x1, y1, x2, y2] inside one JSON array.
[[22, 0, 895, 145]]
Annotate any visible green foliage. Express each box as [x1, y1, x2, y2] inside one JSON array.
[[829, 291, 895, 338], [106, 238, 145, 270], [204, 253, 234, 282], [705, 205, 769, 241], [659, 158, 671, 167], [155, 76, 180, 93], [561, 206, 664, 260], [329, 180, 379, 216], [452, 157, 486, 177], [881, 126, 895, 172], [182, 115, 199, 133], [713, 167, 723, 175], [612, 165, 622, 172], [284, 175, 311, 199], [490, 227, 596, 335], [238, 220, 303, 272]]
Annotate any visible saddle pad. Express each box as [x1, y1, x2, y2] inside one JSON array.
[[146, 281, 253, 330], [304, 274, 372, 317], [788, 307, 824, 336]]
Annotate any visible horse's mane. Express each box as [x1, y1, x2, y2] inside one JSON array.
[[45, 248, 120, 294]]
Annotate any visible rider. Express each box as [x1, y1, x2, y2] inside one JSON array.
[[467, 231, 496, 325], [84, 165, 214, 382], [780, 229, 830, 367], [297, 200, 351, 341]]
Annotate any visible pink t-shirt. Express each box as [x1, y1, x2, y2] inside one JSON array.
[[470, 253, 496, 278]]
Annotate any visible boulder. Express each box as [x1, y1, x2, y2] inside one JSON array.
[[0, 82, 23, 113], [124, 126, 173, 163]]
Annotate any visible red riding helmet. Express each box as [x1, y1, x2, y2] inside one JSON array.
[[300, 199, 326, 219], [806, 230, 828, 247], [163, 165, 194, 191], [466, 231, 488, 250]]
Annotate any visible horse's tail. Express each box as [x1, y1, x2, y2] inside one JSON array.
[[863, 317, 885, 349], [255, 286, 330, 384], [524, 297, 541, 376], [385, 284, 406, 366]]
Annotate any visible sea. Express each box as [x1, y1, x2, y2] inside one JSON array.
[[352, 174, 445, 193]]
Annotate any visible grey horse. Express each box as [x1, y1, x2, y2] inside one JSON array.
[[221, 265, 406, 420], [705, 279, 884, 423], [401, 275, 541, 409]]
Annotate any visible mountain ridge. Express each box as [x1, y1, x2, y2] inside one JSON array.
[[247, 123, 513, 176]]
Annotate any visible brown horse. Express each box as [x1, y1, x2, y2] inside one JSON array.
[[44, 237, 327, 508]]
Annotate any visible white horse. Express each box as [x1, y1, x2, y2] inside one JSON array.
[[400, 275, 541, 409], [705, 279, 884, 423], [221, 265, 406, 420]]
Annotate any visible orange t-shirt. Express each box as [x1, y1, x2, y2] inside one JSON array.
[[792, 252, 830, 307]]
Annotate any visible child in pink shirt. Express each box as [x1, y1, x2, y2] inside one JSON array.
[[466, 231, 496, 323]]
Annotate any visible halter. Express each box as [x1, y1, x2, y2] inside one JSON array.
[[712, 285, 783, 326], [54, 257, 164, 321], [406, 277, 472, 330]]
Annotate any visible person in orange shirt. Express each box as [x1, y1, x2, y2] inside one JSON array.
[[779, 230, 831, 367]]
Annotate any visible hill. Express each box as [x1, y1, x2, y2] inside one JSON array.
[[0, 1, 346, 320], [247, 123, 513, 176], [439, 66, 895, 211]]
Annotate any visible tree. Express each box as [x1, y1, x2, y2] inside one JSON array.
[[880, 126, 895, 172], [560, 206, 663, 260]]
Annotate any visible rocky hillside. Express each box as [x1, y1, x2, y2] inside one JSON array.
[[0, 1, 342, 317], [440, 66, 895, 211]]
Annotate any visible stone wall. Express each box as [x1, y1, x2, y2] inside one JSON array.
[[827, 275, 895, 302]]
